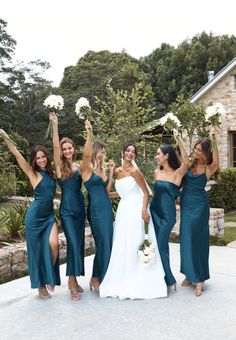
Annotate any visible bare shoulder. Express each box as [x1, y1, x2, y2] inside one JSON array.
[[154, 167, 161, 176], [114, 167, 122, 178], [130, 166, 142, 178]]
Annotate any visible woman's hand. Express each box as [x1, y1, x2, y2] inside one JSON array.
[[108, 191, 119, 199], [49, 112, 58, 126], [85, 119, 92, 131], [142, 209, 150, 223], [210, 126, 216, 136], [0, 129, 9, 139], [173, 129, 180, 141], [108, 160, 115, 172]]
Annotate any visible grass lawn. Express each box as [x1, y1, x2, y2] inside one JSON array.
[[224, 227, 236, 244], [224, 212, 236, 223], [170, 226, 236, 246]]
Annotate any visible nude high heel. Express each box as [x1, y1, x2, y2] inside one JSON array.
[[68, 280, 84, 293], [181, 279, 192, 287], [46, 285, 55, 293], [168, 283, 177, 291], [89, 278, 100, 293], [38, 286, 51, 299], [194, 282, 204, 297]]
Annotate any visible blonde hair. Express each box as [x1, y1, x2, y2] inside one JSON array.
[[60, 137, 76, 180], [91, 140, 106, 174]]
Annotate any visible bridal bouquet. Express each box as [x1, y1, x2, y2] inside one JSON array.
[[75, 97, 91, 119], [159, 112, 181, 131], [138, 221, 156, 267], [205, 102, 225, 127], [43, 94, 64, 139]]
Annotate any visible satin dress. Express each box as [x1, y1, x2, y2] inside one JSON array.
[[58, 170, 86, 276], [180, 170, 210, 282], [150, 180, 180, 286], [84, 173, 113, 281], [25, 169, 60, 288]]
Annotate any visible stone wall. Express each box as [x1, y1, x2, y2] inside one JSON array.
[[0, 226, 95, 282], [188, 67, 236, 168], [0, 206, 224, 282], [172, 206, 224, 237]]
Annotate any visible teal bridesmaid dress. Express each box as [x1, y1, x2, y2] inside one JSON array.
[[180, 170, 210, 282], [150, 180, 180, 286], [58, 170, 86, 276], [25, 168, 60, 289], [84, 173, 113, 281]]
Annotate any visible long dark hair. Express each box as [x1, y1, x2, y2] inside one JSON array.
[[60, 137, 76, 180], [122, 143, 137, 157], [159, 144, 180, 170], [30, 145, 54, 177]]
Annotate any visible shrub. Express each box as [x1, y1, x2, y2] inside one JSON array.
[[0, 173, 15, 201], [0, 202, 29, 240], [208, 168, 236, 213]]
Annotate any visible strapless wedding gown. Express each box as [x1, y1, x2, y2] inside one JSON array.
[[99, 176, 167, 299]]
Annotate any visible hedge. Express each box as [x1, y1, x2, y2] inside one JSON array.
[[208, 168, 236, 213]]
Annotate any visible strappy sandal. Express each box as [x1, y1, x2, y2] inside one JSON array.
[[168, 283, 177, 291], [38, 286, 51, 299], [89, 278, 100, 293], [68, 280, 84, 293], [181, 279, 192, 287], [46, 285, 55, 293], [70, 285, 80, 301], [194, 282, 204, 297]]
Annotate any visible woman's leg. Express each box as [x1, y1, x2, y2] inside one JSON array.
[[49, 223, 59, 265]]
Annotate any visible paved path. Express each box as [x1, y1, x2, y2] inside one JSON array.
[[224, 222, 236, 227], [0, 244, 236, 340]]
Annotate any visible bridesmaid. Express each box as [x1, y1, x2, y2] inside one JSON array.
[[150, 131, 189, 289], [180, 127, 219, 296], [50, 112, 86, 301], [80, 120, 115, 292], [0, 129, 60, 299]]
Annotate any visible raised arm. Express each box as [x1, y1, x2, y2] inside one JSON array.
[[0, 129, 33, 178], [106, 160, 115, 193], [207, 127, 219, 178], [174, 130, 189, 177], [80, 120, 92, 177], [50, 112, 61, 178], [132, 168, 150, 222]]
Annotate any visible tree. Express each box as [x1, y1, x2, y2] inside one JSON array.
[[0, 131, 32, 197], [81, 81, 160, 183], [59, 50, 155, 109], [169, 94, 210, 152], [143, 32, 236, 111], [0, 18, 17, 130]]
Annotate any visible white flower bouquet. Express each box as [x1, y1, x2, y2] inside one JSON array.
[[43, 94, 64, 139], [138, 221, 156, 267], [205, 102, 225, 127], [75, 97, 94, 140], [75, 97, 91, 119], [159, 111, 181, 131]]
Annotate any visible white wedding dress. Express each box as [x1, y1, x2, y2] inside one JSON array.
[[99, 176, 167, 300]]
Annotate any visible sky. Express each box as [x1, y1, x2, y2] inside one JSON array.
[[1, 0, 236, 86]]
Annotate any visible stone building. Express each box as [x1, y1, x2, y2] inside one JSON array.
[[190, 57, 236, 168]]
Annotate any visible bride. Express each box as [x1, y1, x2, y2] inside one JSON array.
[[99, 143, 167, 299]]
